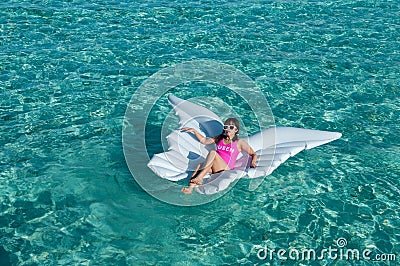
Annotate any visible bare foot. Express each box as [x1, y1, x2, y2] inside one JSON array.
[[190, 177, 203, 186], [181, 186, 194, 194], [182, 180, 201, 194]]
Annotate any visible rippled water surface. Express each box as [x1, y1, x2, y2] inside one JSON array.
[[1, 0, 399, 265]]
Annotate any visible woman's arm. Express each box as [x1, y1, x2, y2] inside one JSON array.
[[237, 139, 258, 168], [181, 127, 216, 145]]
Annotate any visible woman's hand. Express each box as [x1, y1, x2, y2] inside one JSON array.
[[181, 127, 196, 134], [250, 159, 257, 168], [181, 128, 214, 145]]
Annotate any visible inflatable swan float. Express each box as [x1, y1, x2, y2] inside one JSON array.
[[147, 95, 342, 194]]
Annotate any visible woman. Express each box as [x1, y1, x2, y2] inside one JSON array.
[[181, 118, 257, 194]]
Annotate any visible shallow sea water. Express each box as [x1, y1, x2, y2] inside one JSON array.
[[0, 0, 399, 265]]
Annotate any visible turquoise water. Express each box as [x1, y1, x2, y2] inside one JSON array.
[[1, 0, 399, 265]]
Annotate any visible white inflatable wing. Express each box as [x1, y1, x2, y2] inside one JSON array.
[[245, 127, 342, 178], [167, 95, 223, 137], [147, 95, 223, 181]]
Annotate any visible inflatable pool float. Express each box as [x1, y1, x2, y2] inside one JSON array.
[[147, 95, 342, 194]]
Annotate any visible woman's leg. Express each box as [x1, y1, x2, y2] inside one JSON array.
[[182, 150, 229, 194], [191, 150, 229, 183], [189, 162, 202, 180]]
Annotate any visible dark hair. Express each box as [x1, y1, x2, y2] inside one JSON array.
[[214, 118, 240, 143]]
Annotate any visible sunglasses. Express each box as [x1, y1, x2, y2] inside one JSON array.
[[223, 125, 237, 130]]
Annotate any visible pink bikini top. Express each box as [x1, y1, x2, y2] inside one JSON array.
[[216, 138, 240, 169]]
